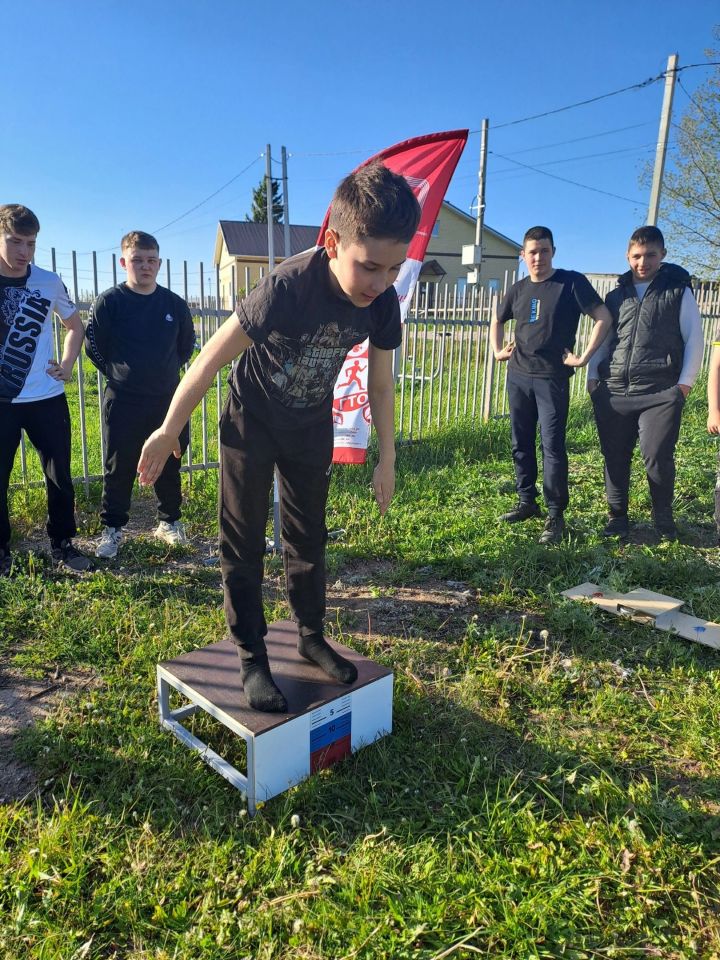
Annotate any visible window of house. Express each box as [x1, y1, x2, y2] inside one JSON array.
[[431, 220, 440, 238]]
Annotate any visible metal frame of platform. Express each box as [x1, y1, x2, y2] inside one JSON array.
[[157, 621, 393, 815]]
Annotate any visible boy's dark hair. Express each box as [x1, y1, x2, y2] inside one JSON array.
[[523, 225, 554, 248], [0, 204, 40, 236], [328, 161, 421, 244], [121, 230, 160, 253], [628, 225, 665, 249]]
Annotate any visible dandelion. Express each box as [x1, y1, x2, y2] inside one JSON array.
[[290, 814, 301, 829]]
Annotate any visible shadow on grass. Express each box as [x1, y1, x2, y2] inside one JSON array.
[[14, 665, 720, 852]]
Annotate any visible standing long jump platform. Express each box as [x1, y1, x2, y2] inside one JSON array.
[[157, 621, 393, 815]]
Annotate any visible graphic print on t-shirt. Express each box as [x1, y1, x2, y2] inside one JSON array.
[[0, 285, 53, 400], [529, 298, 541, 324], [267, 321, 368, 408]]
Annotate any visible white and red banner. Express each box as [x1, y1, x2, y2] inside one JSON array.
[[317, 129, 468, 464]]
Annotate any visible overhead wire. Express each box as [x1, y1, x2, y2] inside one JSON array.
[[488, 150, 645, 205]]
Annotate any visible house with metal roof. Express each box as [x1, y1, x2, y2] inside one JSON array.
[[213, 203, 521, 305]]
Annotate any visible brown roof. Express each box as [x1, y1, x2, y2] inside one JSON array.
[[219, 220, 321, 259]]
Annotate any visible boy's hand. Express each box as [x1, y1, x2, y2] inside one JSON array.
[[494, 341, 515, 362], [138, 429, 181, 485], [678, 383, 691, 398], [562, 349, 585, 368], [587, 378, 599, 394], [47, 359, 73, 382], [708, 412, 720, 434], [372, 459, 395, 516]]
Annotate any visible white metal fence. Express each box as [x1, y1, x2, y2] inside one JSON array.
[[10, 250, 720, 489]]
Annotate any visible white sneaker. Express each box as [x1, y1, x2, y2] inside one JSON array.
[[154, 520, 187, 546], [95, 526, 124, 559]]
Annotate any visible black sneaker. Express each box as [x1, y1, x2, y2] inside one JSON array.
[[500, 501, 542, 523], [51, 539, 93, 573], [602, 515, 630, 539], [655, 518, 678, 542], [539, 515, 565, 544], [0, 545, 11, 577]]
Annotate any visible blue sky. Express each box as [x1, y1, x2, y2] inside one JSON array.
[[5, 0, 718, 292]]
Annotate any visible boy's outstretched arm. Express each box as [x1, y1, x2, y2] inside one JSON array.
[[707, 344, 720, 434], [138, 316, 253, 484], [367, 344, 396, 515]]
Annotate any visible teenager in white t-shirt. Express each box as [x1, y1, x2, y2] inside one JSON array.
[[0, 204, 92, 574]]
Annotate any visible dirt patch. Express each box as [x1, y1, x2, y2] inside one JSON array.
[[0, 660, 100, 803], [2, 518, 485, 802]]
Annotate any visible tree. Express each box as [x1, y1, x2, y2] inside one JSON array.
[[246, 177, 283, 223], [658, 40, 720, 276]]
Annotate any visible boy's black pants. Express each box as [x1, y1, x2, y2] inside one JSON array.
[[507, 370, 570, 515], [591, 383, 686, 519], [0, 393, 77, 547], [219, 392, 333, 660], [101, 387, 189, 529]]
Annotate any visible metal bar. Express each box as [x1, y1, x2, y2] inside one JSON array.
[[417, 284, 430, 439], [199, 263, 209, 468], [436, 286, 449, 430], [184, 261, 194, 476], [72, 251, 90, 493], [398, 321, 408, 440], [92, 251, 106, 472], [454, 288, 466, 420], [407, 319, 418, 440]]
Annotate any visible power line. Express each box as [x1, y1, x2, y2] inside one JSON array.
[[489, 73, 665, 130], [153, 155, 262, 233], [489, 150, 644, 205], [487, 61, 720, 132], [490, 142, 670, 180], [499, 122, 653, 156]]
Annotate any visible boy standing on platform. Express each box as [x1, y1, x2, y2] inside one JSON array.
[[491, 226, 612, 543], [589, 226, 703, 541], [138, 163, 420, 712], [0, 204, 92, 575], [86, 231, 196, 558]]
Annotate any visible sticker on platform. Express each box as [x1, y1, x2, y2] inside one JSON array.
[[310, 694, 352, 773]]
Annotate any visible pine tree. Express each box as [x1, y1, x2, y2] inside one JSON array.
[[246, 177, 283, 223]]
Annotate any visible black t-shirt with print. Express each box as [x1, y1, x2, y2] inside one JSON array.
[[231, 246, 401, 428], [497, 269, 602, 378]]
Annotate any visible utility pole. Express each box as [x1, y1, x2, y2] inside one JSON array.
[[265, 143, 280, 551], [462, 118, 489, 285], [647, 53, 678, 226], [281, 146, 291, 260], [265, 143, 275, 270]]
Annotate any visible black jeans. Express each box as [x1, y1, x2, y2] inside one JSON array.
[[507, 370, 570, 515], [219, 392, 333, 660], [592, 383, 685, 519], [0, 392, 77, 547], [101, 387, 189, 529]]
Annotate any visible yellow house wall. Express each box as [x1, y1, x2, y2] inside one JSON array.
[[426, 205, 519, 288]]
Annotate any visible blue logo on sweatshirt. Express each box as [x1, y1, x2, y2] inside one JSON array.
[[529, 299, 541, 324]]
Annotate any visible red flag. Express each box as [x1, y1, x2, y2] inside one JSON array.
[[319, 130, 469, 463]]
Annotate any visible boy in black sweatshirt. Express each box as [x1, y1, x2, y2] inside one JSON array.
[[85, 231, 196, 558]]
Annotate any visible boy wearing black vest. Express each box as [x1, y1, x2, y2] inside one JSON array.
[[588, 226, 703, 541]]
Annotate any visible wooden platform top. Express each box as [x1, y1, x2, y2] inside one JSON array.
[[158, 621, 393, 734]]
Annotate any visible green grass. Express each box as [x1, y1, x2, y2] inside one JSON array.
[[1, 388, 720, 958]]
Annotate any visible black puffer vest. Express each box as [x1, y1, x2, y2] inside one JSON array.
[[599, 263, 690, 395]]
